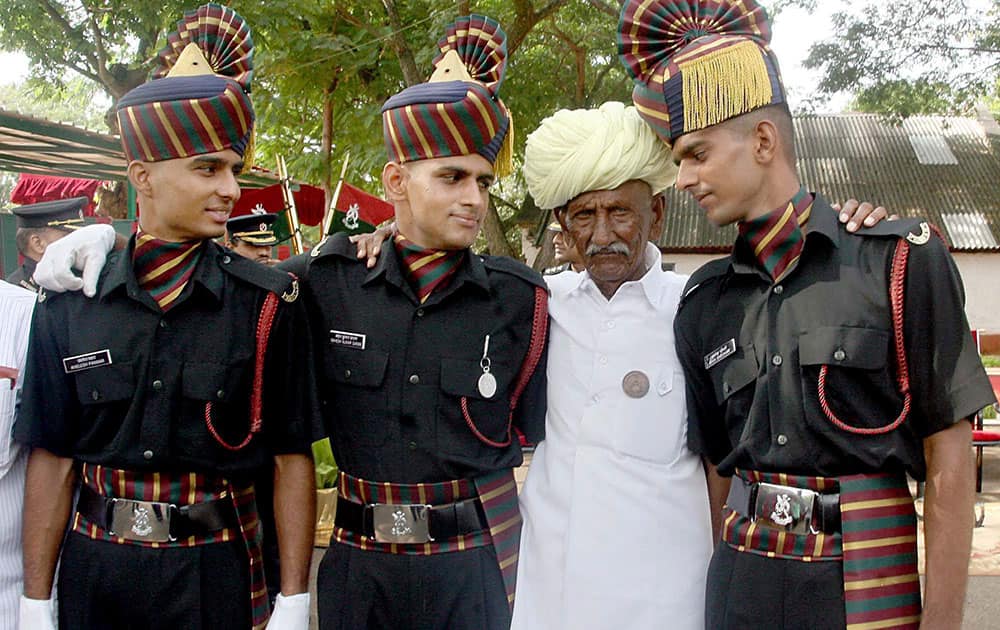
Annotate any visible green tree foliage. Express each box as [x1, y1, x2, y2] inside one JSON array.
[[801, 0, 1000, 121], [0, 75, 108, 130]]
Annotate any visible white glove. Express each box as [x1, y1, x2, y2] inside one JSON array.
[[19, 595, 57, 630], [33, 224, 116, 297], [265, 592, 310, 629]]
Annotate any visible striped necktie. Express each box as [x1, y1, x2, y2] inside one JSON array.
[[394, 235, 465, 303], [133, 231, 203, 311], [738, 187, 814, 282]]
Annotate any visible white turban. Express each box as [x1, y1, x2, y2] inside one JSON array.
[[523, 101, 677, 210]]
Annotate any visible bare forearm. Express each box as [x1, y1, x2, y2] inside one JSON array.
[[704, 459, 730, 543], [921, 421, 974, 629], [22, 448, 76, 599], [273, 453, 316, 595]]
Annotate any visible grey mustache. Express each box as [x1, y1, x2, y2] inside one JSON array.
[[586, 242, 630, 256]]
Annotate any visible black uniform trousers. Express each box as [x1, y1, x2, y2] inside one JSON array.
[[316, 541, 509, 630], [57, 533, 250, 630], [706, 541, 846, 630]]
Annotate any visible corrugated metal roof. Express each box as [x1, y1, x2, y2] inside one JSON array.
[[657, 113, 1000, 252]]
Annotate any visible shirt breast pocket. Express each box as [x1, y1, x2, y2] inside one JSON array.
[[180, 359, 253, 450], [709, 344, 758, 419], [438, 357, 515, 453], [75, 362, 135, 407], [798, 326, 900, 433], [325, 348, 389, 447], [611, 363, 688, 465]]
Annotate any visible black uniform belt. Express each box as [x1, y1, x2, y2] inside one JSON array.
[[335, 494, 489, 543], [77, 484, 239, 542], [727, 475, 841, 535]]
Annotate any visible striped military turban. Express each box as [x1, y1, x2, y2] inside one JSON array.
[[382, 14, 514, 177], [116, 3, 255, 163], [617, 0, 785, 144]]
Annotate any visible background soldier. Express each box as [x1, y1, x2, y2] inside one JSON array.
[[6, 197, 89, 291], [225, 213, 279, 266]]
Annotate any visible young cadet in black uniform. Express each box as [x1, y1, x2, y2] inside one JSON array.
[[282, 15, 547, 630], [618, 1, 996, 628], [6, 197, 90, 291], [14, 5, 318, 629]]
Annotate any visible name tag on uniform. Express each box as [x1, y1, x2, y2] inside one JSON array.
[[62, 349, 113, 374], [330, 330, 366, 350], [704, 339, 736, 370]]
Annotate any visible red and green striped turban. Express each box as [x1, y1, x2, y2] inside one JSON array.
[[617, 0, 784, 144], [382, 14, 514, 177], [116, 3, 255, 163]]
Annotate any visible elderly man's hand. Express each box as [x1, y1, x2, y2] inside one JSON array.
[[33, 224, 116, 297], [833, 199, 898, 232], [349, 222, 397, 269]]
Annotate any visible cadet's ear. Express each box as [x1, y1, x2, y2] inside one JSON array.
[[127, 161, 154, 197], [382, 162, 409, 202], [753, 119, 780, 166]]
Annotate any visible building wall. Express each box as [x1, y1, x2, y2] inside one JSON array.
[[664, 252, 1000, 335]]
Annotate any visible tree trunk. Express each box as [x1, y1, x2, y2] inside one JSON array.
[[457, 1, 470, 16], [482, 201, 515, 258], [320, 84, 335, 210], [382, 0, 422, 86]]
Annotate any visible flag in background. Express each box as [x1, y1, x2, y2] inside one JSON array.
[[232, 183, 326, 243], [328, 182, 394, 236]]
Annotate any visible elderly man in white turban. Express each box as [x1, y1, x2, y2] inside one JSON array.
[[511, 101, 712, 630]]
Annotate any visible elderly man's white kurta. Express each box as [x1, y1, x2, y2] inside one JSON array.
[[512, 243, 712, 630]]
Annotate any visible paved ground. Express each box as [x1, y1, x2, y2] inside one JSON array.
[[307, 448, 1000, 629]]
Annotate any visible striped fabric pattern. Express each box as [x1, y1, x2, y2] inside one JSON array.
[[381, 14, 512, 174], [332, 472, 492, 554], [394, 235, 465, 303], [152, 3, 254, 90], [0, 282, 34, 624], [117, 77, 254, 163], [133, 231, 203, 311], [617, 0, 784, 143], [738, 186, 813, 282], [839, 474, 921, 630], [73, 464, 269, 628], [116, 2, 254, 163], [332, 470, 521, 610], [617, 0, 771, 82], [722, 469, 842, 561], [473, 470, 522, 610], [433, 14, 508, 94]]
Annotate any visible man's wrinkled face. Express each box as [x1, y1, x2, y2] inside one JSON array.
[[392, 154, 494, 250], [137, 149, 244, 242], [559, 180, 664, 295]]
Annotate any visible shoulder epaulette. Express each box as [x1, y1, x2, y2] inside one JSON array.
[[481, 255, 548, 291], [308, 232, 357, 261], [220, 249, 296, 297], [854, 218, 935, 245], [680, 258, 729, 303]]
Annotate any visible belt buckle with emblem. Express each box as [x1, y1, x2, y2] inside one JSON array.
[[753, 483, 818, 535], [108, 498, 177, 542], [370, 503, 433, 543]]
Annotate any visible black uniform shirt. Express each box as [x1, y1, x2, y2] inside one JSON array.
[[676, 196, 996, 480], [14, 238, 320, 478], [283, 233, 547, 484], [5, 258, 38, 292]]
